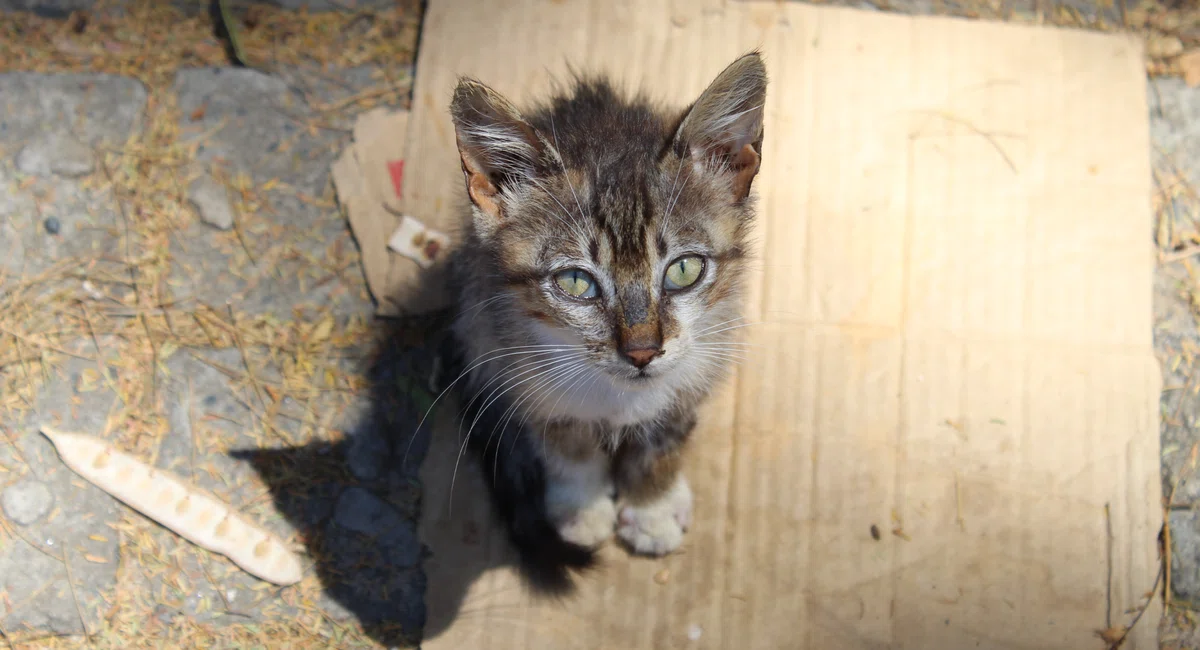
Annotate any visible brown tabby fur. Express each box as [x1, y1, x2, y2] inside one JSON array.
[[440, 51, 767, 595]]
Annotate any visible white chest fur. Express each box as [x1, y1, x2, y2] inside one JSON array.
[[524, 364, 677, 428]]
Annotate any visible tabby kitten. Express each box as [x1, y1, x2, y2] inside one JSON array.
[[440, 51, 766, 594]]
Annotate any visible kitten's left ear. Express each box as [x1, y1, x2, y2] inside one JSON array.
[[450, 78, 555, 228], [673, 51, 767, 202]]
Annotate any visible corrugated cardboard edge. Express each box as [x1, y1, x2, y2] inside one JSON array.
[[406, 1, 1166, 648], [334, 108, 455, 317]]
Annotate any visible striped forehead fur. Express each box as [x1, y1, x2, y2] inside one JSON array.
[[447, 51, 767, 419]]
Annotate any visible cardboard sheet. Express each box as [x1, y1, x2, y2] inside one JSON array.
[[333, 107, 456, 316], [407, 1, 1164, 647]]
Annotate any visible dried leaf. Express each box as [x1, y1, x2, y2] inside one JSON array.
[[190, 102, 208, 121], [158, 341, 179, 361], [1147, 33, 1184, 59], [310, 314, 334, 343], [78, 368, 101, 393]]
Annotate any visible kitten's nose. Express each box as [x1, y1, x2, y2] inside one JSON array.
[[622, 345, 660, 369]]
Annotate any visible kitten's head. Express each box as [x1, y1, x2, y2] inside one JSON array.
[[450, 52, 766, 393]]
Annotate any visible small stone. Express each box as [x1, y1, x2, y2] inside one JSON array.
[[43, 216, 61, 234], [15, 132, 94, 178], [1171, 509, 1200, 600], [1, 479, 54, 526], [188, 174, 235, 230], [653, 568, 670, 585]]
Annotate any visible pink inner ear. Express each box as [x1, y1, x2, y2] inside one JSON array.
[[730, 143, 761, 202], [458, 146, 504, 221], [467, 168, 502, 220]]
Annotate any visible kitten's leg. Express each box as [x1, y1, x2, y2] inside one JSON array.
[[542, 441, 617, 549], [612, 411, 696, 556]]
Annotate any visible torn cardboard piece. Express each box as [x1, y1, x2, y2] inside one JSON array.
[[333, 107, 455, 317], [408, 1, 1162, 649]]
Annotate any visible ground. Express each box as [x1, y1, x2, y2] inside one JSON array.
[[0, 0, 1197, 648]]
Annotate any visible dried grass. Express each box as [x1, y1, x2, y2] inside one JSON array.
[[2, 0, 1199, 648], [0, 1, 419, 647]]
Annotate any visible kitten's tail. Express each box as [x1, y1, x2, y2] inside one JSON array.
[[436, 337, 597, 596]]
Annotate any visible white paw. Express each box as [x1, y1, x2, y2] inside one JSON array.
[[616, 475, 693, 556], [555, 495, 617, 548]]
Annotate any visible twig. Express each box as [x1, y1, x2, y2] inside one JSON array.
[[194, 547, 252, 620], [139, 310, 160, 407], [313, 79, 411, 114], [215, 0, 247, 67], [1162, 244, 1200, 264], [0, 424, 29, 471], [1102, 560, 1164, 650], [60, 550, 93, 644], [224, 304, 269, 413], [11, 337, 36, 408], [0, 327, 96, 363], [1105, 503, 1113, 629]]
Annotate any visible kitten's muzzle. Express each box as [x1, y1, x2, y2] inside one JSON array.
[[621, 345, 661, 369], [619, 319, 663, 369]]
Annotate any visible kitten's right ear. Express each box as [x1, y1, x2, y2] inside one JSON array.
[[673, 51, 767, 202], [450, 79, 547, 227]]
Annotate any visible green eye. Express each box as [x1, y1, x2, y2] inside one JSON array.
[[554, 268, 598, 299], [664, 255, 704, 291]]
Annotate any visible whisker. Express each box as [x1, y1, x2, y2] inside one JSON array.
[[692, 353, 748, 369], [693, 341, 762, 350], [693, 315, 748, 337], [483, 356, 589, 452], [450, 353, 589, 502], [528, 361, 600, 459], [402, 344, 585, 466], [658, 156, 687, 237], [454, 294, 508, 322], [694, 321, 761, 339], [490, 359, 592, 480], [551, 113, 589, 228]]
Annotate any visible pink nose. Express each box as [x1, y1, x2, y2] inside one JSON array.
[[623, 347, 659, 369]]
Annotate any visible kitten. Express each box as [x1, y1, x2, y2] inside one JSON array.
[[439, 51, 766, 595]]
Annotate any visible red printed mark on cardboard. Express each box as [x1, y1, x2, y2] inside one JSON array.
[[388, 160, 405, 199]]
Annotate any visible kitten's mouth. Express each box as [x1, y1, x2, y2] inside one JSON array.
[[618, 367, 658, 385]]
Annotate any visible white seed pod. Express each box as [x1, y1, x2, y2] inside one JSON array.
[[41, 426, 303, 586]]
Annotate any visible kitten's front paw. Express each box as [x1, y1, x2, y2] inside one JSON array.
[[616, 475, 693, 556], [554, 496, 617, 548]]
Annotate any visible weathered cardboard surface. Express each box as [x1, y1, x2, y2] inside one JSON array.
[[408, 1, 1163, 648], [333, 108, 455, 316]]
